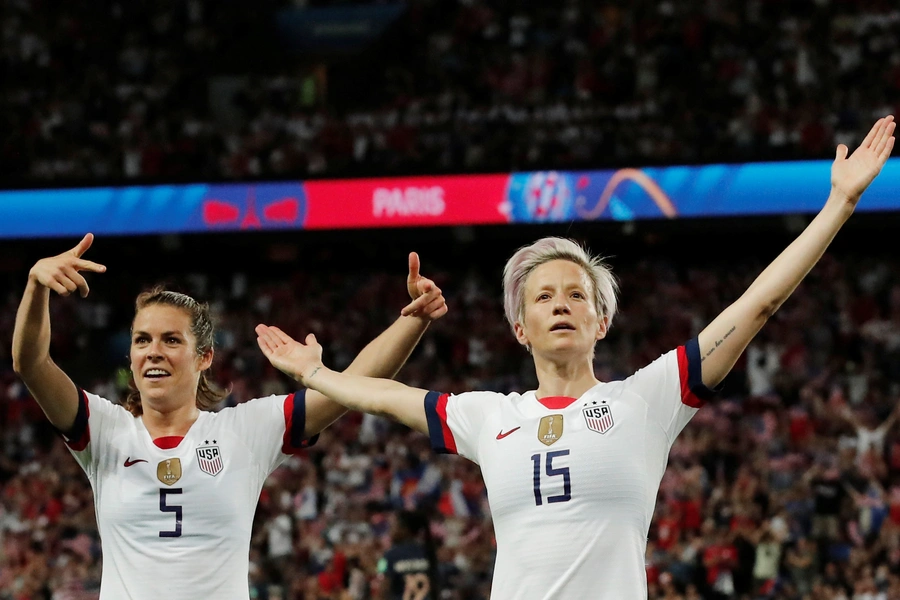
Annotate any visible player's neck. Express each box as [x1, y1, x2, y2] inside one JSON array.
[[141, 400, 201, 439], [532, 356, 599, 400]]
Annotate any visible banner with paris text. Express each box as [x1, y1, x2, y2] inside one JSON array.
[[1, 159, 898, 238]]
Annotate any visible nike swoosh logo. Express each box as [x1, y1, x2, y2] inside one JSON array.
[[496, 427, 521, 440], [124, 457, 148, 467]]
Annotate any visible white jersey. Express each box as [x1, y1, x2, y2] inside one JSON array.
[[62, 388, 316, 600], [423, 339, 713, 599]]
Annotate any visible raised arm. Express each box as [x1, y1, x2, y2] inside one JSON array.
[[11, 234, 107, 431], [299, 252, 446, 436], [256, 327, 430, 434], [698, 116, 895, 388]]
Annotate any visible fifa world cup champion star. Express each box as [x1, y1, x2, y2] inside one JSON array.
[[256, 117, 895, 598], [11, 242, 447, 600]]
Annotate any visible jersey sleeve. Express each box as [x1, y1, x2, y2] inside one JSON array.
[[232, 389, 319, 474], [423, 390, 498, 463], [624, 338, 716, 443], [59, 389, 133, 478]]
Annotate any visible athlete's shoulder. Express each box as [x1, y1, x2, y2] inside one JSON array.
[[622, 346, 681, 382], [451, 389, 523, 402], [217, 394, 288, 416], [82, 389, 137, 420]]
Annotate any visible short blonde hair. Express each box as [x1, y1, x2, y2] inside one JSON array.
[[502, 237, 618, 332]]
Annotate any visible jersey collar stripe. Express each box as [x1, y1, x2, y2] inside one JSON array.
[[678, 338, 716, 408], [282, 389, 318, 455], [153, 436, 184, 449], [59, 389, 91, 451], [424, 391, 457, 454], [536, 396, 578, 409]]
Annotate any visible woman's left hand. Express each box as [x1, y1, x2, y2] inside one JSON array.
[[831, 115, 895, 205], [401, 251, 448, 320]]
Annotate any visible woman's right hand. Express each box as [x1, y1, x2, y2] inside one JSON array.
[[30, 233, 106, 297], [255, 324, 326, 384]]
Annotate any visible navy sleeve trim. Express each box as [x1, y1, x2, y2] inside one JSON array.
[[685, 338, 717, 402], [58, 389, 90, 451], [424, 391, 457, 454], [282, 389, 318, 454]]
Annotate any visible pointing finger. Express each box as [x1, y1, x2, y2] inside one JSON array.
[[73, 259, 107, 273], [408, 252, 420, 283], [71, 233, 94, 258]]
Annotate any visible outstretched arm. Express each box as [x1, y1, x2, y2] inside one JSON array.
[[12, 234, 107, 431], [698, 117, 895, 388], [257, 327, 430, 434], [298, 252, 446, 436]]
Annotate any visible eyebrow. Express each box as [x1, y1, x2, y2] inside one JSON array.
[[132, 330, 184, 337], [535, 282, 587, 291]]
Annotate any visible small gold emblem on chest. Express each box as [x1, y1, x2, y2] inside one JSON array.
[[538, 414, 564, 446], [157, 458, 182, 486]]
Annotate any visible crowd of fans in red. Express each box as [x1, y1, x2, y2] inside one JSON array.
[[1, 233, 900, 599], [3, 0, 900, 184], [5, 0, 900, 598]]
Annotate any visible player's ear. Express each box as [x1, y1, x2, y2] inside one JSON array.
[[514, 321, 530, 348], [596, 315, 609, 341], [199, 348, 213, 371]]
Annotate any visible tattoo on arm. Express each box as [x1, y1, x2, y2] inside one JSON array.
[[306, 366, 321, 381], [701, 325, 737, 362]]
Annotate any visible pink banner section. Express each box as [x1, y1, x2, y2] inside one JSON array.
[[304, 174, 512, 229]]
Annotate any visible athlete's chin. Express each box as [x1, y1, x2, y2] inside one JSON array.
[[537, 341, 592, 359], [137, 381, 173, 399]]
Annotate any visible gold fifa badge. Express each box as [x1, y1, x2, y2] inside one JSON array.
[[157, 458, 182, 486], [538, 414, 563, 446]]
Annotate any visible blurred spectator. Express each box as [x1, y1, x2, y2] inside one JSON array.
[[4, 1, 900, 184], [7, 233, 900, 597]]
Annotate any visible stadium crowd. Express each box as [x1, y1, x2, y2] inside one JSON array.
[[3, 0, 900, 184], [1, 234, 900, 599]]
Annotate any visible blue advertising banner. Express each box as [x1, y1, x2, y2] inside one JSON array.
[[1, 158, 899, 238], [503, 160, 900, 223]]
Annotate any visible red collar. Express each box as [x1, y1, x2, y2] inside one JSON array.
[[536, 396, 578, 409], [153, 436, 184, 449]]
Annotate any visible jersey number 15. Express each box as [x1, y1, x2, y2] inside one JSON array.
[[531, 450, 571, 506]]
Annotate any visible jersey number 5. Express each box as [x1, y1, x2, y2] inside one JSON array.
[[159, 488, 183, 537], [531, 450, 571, 506]]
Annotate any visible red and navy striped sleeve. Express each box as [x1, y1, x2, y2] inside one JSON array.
[[677, 338, 716, 408], [281, 389, 319, 455], [57, 389, 91, 451], [424, 391, 458, 454]]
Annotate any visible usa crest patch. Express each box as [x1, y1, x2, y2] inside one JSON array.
[[583, 402, 614, 434], [196, 444, 223, 477]]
